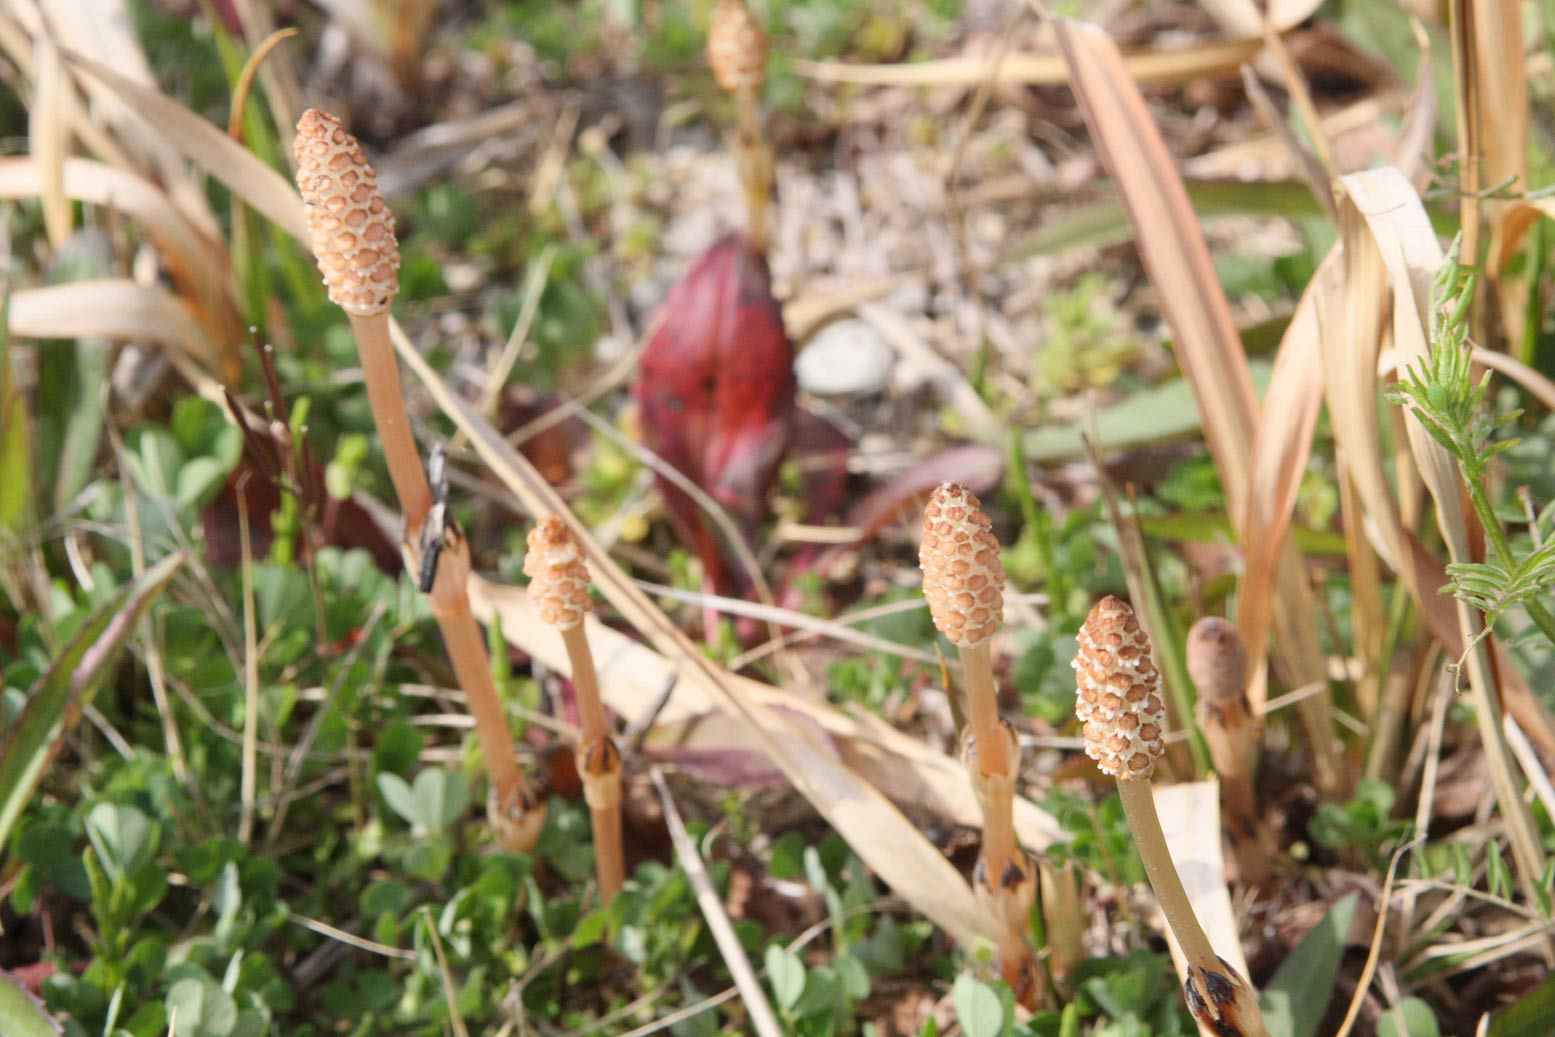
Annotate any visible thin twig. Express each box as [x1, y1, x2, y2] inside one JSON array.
[[650, 767, 783, 1037], [1335, 837, 1426, 1037], [287, 913, 416, 960], [422, 909, 472, 1037]]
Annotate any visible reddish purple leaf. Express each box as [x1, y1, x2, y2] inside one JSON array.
[[633, 233, 796, 592], [843, 444, 1006, 542]]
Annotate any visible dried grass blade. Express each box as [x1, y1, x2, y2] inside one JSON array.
[[391, 320, 994, 947], [1470, 0, 1528, 229], [226, 0, 303, 137], [38, 0, 217, 236], [1321, 201, 1407, 570], [1051, 18, 1341, 793], [652, 769, 784, 1037], [1332, 837, 1423, 1037], [227, 27, 299, 140], [30, 34, 69, 249], [1052, 20, 1257, 504], [1491, 198, 1555, 282], [1238, 249, 1331, 701], [1467, 347, 1555, 412], [10, 280, 213, 364], [61, 48, 308, 240], [1341, 166, 1550, 909], [0, 157, 242, 371], [797, 37, 1263, 87]]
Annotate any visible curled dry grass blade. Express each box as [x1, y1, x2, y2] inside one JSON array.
[[1341, 166, 1550, 913], [227, 27, 299, 140], [0, 157, 243, 372], [1315, 231, 1402, 729], [1492, 198, 1555, 279], [9, 280, 214, 366], [1050, 17, 1342, 796]]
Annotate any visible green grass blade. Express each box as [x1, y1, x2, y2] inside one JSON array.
[[1023, 360, 1274, 462], [1487, 974, 1555, 1037], [1005, 179, 1326, 260], [1260, 892, 1359, 1037], [0, 551, 184, 855], [0, 293, 32, 532]]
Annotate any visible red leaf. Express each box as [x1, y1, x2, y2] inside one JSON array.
[[842, 444, 1005, 544], [633, 233, 796, 591], [780, 444, 1005, 605]]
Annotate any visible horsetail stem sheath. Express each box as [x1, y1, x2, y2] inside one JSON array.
[[525, 516, 625, 905], [1188, 617, 1272, 885], [1076, 597, 1269, 1037], [921, 483, 1041, 1009], [294, 108, 539, 850]]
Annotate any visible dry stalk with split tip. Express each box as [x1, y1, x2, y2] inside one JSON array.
[[920, 483, 1040, 1009], [708, 0, 774, 255], [1076, 596, 1268, 1037], [294, 108, 542, 852], [1188, 617, 1272, 886], [525, 515, 625, 905]]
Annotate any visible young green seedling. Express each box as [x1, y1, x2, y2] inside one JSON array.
[[920, 483, 1040, 1009], [525, 515, 624, 905], [294, 109, 542, 852], [1076, 596, 1267, 1036]]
